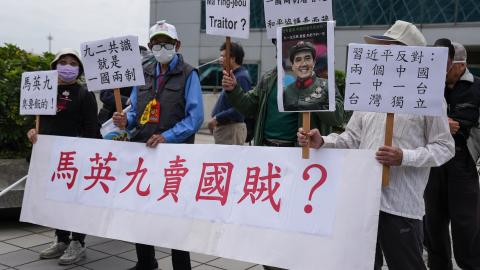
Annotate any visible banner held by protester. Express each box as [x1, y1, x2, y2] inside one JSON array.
[[21, 135, 382, 270]]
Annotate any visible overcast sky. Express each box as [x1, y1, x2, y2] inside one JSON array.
[[0, 0, 149, 54]]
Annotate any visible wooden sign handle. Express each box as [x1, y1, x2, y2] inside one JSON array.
[[113, 88, 125, 131], [224, 37, 231, 72], [302, 112, 311, 159], [113, 88, 122, 113], [382, 113, 395, 187], [35, 115, 40, 133]]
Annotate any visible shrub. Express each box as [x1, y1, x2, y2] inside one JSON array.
[[0, 44, 54, 158]]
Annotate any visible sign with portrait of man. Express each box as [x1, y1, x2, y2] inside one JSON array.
[[276, 22, 335, 112]]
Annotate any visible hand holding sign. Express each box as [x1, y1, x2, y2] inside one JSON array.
[[345, 43, 448, 185]]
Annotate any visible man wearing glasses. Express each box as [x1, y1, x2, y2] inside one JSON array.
[[113, 20, 204, 270]]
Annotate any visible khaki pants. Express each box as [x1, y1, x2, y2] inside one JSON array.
[[213, 122, 246, 145]]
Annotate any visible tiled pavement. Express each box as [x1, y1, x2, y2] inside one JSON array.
[[0, 221, 263, 270]]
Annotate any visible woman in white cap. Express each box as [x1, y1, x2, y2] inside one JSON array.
[[26, 48, 100, 265]]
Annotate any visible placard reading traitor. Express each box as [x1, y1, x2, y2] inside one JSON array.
[[277, 22, 335, 112], [19, 70, 58, 115], [206, 0, 250, 39], [81, 35, 145, 92], [345, 44, 448, 116], [263, 0, 332, 39]]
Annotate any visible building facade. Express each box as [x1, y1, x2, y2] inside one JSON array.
[[150, 0, 480, 88]]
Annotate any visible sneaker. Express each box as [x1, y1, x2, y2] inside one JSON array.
[[39, 239, 68, 259], [58, 240, 86, 265]]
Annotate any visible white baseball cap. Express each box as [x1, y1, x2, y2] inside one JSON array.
[[364, 20, 427, 46], [149, 20, 178, 41], [452, 42, 467, 63]]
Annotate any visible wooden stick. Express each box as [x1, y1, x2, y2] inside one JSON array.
[[35, 115, 40, 133], [113, 88, 122, 113], [224, 37, 231, 72], [302, 112, 311, 159], [382, 113, 395, 187]]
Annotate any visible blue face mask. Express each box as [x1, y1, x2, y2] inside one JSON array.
[[57, 64, 79, 82]]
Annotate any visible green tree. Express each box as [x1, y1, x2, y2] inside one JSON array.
[[334, 70, 352, 131], [0, 44, 54, 158]]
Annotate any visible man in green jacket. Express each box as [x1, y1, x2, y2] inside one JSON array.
[[221, 57, 344, 148], [222, 49, 343, 270]]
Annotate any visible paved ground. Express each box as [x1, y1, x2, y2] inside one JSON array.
[[0, 221, 265, 270], [0, 131, 460, 269]]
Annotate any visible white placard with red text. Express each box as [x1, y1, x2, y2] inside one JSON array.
[[21, 135, 382, 270]]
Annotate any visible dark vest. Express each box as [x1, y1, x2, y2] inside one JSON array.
[[131, 55, 196, 143]]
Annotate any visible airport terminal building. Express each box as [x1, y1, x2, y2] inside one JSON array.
[[150, 0, 480, 89]]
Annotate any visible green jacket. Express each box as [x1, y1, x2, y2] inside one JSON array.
[[226, 68, 345, 146]]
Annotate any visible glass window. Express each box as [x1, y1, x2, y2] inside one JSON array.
[[334, 0, 479, 26], [199, 62, 259, 92]]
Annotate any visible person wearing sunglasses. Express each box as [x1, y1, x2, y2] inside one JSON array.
[[113, 20, 203, 270]]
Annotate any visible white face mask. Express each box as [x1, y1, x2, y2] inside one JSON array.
[[152, 46, 175, 64]]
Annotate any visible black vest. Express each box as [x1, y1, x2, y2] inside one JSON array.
[[131, 55, 196, 144]]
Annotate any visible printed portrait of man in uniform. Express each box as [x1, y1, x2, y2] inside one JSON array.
[[276, 22, 335, 112]]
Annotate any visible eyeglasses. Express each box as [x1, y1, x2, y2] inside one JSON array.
[[152, 43, 175, 51]]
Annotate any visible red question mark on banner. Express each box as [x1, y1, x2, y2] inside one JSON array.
[[302, 164, 327, 214]]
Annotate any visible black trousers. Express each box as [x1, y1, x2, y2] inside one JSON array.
[[135, 243, 191, 270], [374, 211, 426, 270], [55, 229, 85, 246], [424, 145, 480, 270]]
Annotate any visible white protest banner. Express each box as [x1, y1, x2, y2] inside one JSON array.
[[345, 43, 448, 116], [263, 0, 332, 39], [21, 135, 382, 270], [19, 71, 58, 115], [276, 22, 335, 112], [206, 0, 250, 39], [80, 35, 145, 92]]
